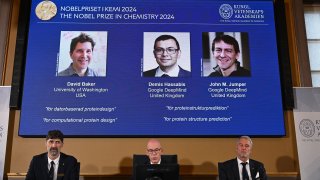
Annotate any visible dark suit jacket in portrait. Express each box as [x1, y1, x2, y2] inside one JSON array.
[[218, 158, 267, 180], [25, 152, 78, 180], [143, 66, 191, 77]]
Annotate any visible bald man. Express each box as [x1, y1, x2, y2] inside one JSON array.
[[146, 139, 163, 164]]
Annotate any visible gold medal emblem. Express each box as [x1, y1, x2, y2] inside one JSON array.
[[35, 1, 57, 20]]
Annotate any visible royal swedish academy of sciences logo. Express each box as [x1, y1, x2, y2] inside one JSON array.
[[219, 4, 233, 19], [299, 119, 315, 138]]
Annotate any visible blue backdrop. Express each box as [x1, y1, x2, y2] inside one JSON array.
[[19, 0, 285, 136]]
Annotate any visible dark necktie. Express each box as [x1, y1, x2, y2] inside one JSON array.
[[241, 162, 249, 180], [49, 161, 55, 180], [161, 74, 170, 77]]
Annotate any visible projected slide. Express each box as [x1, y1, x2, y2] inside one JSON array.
[[19, 0, 285, 136]]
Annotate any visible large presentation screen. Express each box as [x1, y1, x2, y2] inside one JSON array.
[[19, 0, 285, 136]]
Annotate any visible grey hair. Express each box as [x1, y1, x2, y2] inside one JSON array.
[[237, 136, 253, 146]]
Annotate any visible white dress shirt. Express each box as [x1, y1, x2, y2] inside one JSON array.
[[48, 156, 60, 180], [155, 64, 179, 77], [237, 157, 252, 180]]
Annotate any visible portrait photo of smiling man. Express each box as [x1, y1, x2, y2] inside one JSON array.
[[203, 32, 251, 77], [143, 33, 191, 77], [57, 31, 107, 77]]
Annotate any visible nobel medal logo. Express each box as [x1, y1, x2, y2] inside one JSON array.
[[299, 119, 315, 138], [35, 1, 57, 21], [219, 4, 233, 19]]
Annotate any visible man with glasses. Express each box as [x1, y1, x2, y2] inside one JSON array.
[[146, 139, 164, 164], [143, 34, 191, 77], [209, 34, 250, 77], [218, 136, 267, 180], [26, 130, 78, 180]]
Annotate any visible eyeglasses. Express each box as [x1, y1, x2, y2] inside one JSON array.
[[154, 48, 179, 55], [147, 148, 161, 154]]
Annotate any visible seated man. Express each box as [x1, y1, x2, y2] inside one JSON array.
[[218, 136, 267, 180], [26, 130, 78, 180], [133, 139, 177, 165], [132, 139, 179, 180]]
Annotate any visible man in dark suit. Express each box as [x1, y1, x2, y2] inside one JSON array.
[[143, 34, 191, 77], [26, 130, 78, 180], [132, 139, 177, 165], [218, 136, 267, 180]]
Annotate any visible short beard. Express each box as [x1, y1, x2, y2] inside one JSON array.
[[49, 148, 59, 157]]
